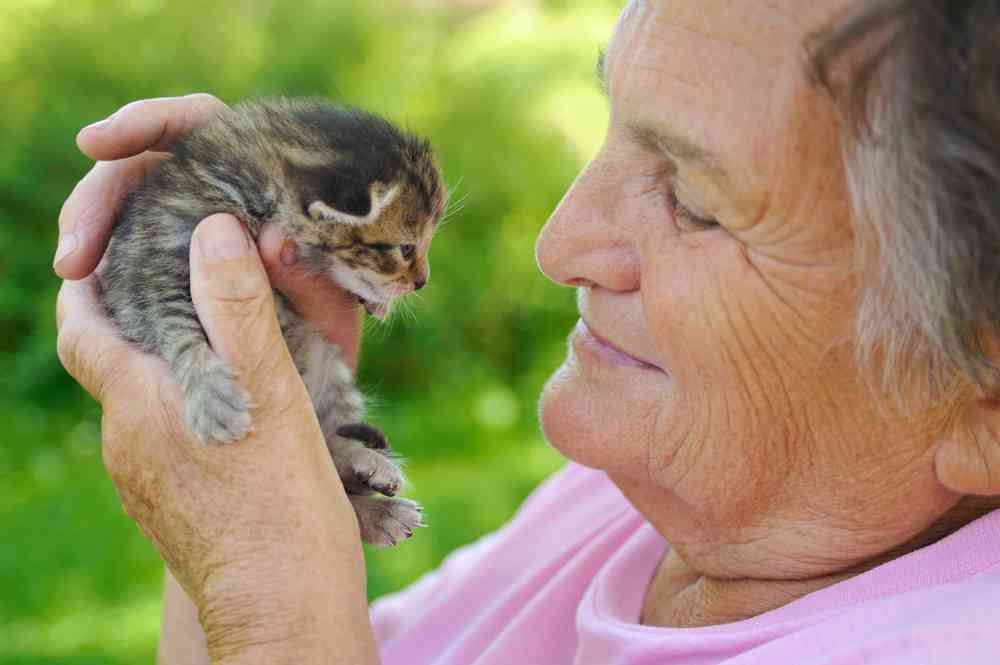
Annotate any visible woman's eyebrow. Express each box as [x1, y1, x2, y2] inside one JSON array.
[[597, 48, 730, 186], [628, 121, 731, 187]]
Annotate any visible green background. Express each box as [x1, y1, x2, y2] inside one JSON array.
[[0, 0, 618, 661]]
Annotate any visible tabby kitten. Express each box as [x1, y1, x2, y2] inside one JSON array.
[[98, 98, 446, 546]]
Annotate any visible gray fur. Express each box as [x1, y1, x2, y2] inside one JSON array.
[[98, 98, 445, 546]]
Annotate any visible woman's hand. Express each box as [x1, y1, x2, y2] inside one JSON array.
[[55, 96, 378, 664], [56, 93, 362, 364]]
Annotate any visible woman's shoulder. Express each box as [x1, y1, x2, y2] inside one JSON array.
[[370, 463, 646, 654], [400, 462, 636, 586], [770, 566, 1000, 664], [733, 508, 1000, 663]]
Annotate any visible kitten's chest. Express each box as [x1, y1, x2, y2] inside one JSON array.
[[275, 292, 353, 390], [275, 292, 310, 368]]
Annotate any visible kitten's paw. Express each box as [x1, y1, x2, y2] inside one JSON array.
[[184, 363, 253, 444], [345, 446, 404, 497], [336, 422, 390, 451], [351, 495, 424, 547]]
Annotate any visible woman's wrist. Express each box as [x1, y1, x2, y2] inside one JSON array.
[[157, 485, 378, 665], [202, 560, 379, 665], [191, 493, 378, 665]]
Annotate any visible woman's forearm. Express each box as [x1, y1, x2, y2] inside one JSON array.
[[159, 570, 209, 665], [157, 498, 379, 665], [159, 554, 380, 665], [203, 523, 379, 665]]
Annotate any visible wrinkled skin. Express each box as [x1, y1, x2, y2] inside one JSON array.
[[536, 0, 1000, 626]]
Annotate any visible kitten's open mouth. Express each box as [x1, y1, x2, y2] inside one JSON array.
[[357, 296, 389, 320]]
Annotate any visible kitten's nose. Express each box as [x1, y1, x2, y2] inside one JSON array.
[[413, 278, 427, 291]]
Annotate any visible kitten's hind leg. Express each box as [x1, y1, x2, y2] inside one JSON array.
[[350, 495, 424, 548], [166, 329, 253, 444], [291, 327, 421, 544], [293, 332, 405, 495]]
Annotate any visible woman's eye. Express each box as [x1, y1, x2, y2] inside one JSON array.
[[668, 190, 718, 232], [400, 244, 416, 260]]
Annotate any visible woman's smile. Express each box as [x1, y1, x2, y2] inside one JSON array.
[[572, 318, 665, 373]]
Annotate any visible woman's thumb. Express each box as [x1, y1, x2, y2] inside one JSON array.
[[189, 214, 290, 386]]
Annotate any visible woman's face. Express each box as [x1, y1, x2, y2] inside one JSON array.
[[536, 0, 958, 574]]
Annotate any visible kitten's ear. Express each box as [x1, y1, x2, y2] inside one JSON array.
[[308, 181, 400, 227]]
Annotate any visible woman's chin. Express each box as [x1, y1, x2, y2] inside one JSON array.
[[539, 362, 588, 463], [538, 357, 659, 475]]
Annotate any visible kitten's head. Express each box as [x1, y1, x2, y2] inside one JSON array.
[[285, 106, 447, 319]]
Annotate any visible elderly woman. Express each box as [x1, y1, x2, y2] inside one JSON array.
[[54, 0, 1000, 662]]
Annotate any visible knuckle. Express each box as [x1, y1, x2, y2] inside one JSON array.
[[56, 324, 84, 377], [112, 98, 148, 128], [55, 287, 70, 330], [184, 93, 227, 126], [196, 262, 274, 310], [212, 291, 276, 336], [186, 92, 224, 110], [57, 324, 128, 402]]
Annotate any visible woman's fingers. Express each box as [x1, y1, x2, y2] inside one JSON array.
[[56, 94, 228, 279], [55, 152, 169, 279], [76, 93, 227, 161], [257, 224, 363, 369], [188, 215, 314, 419], [55, 276, 154, 403]]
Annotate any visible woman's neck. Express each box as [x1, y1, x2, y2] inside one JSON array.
[[640, 495, 1000, 628]]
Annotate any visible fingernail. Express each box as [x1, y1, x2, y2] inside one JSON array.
[[280, 241, 297, 267], [81, 116, 113, 134], [53, 232, 78, 270], [196, 216, 252, 261]]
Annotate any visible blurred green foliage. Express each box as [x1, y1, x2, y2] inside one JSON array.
[[0, 0, 618, 662]]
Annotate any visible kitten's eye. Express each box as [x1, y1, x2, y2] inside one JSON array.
[[400, 244, 416, 260], [370, 243, 394, 251]]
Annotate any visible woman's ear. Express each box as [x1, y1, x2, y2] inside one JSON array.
[[935, 397, 1000, 495]]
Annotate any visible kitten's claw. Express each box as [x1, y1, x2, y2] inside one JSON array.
[[184, 362, 253, 444], [350, 495, 424, 547]]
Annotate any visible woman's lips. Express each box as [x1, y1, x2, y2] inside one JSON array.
[[572, 319, 664, 372]]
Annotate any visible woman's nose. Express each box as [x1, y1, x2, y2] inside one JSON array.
[[535, 158, 640, 292]]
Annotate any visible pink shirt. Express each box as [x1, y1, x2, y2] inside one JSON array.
[[371, 463, 1000, 664]]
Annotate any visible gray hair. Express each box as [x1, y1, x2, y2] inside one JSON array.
[[810, 0, 1000, 395]]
